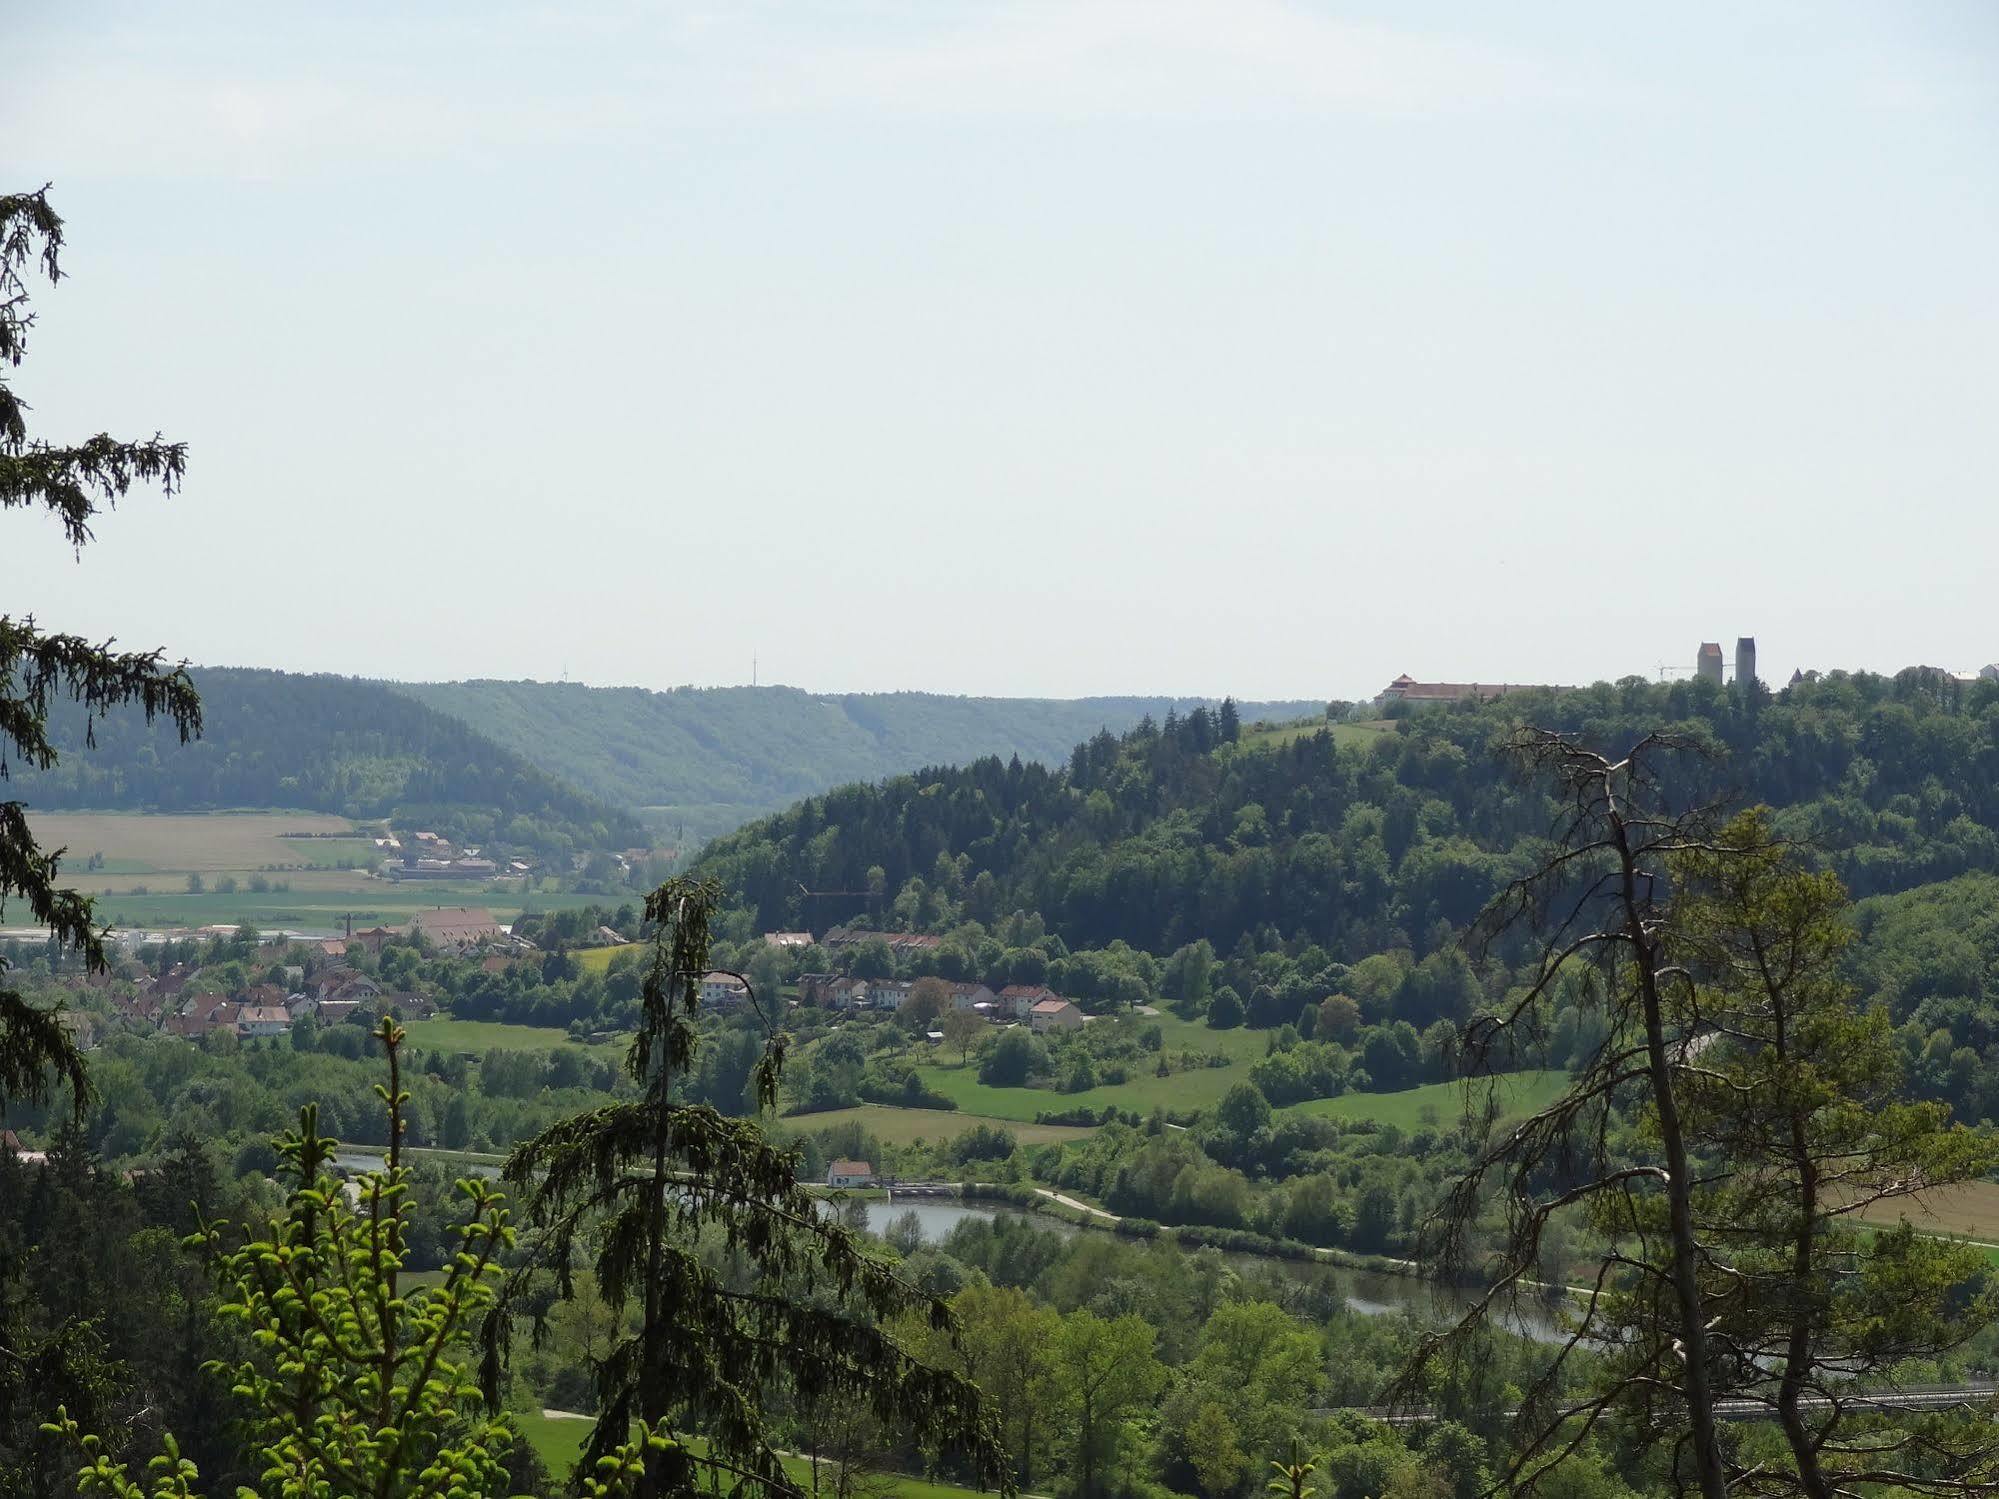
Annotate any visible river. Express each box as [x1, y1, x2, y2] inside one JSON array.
[[321, 1153, 1561, 1341], [856, 1196, 1565, 1342]]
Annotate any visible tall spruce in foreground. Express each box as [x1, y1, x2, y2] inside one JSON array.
[[0, 185, 200, 1112], [1402, 732, 1731, 1499], [1670, 813, 1999, 1497], [487, 876, 1011, 1499]]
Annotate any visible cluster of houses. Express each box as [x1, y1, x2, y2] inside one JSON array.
[[88, 908, 517, 1045], [121, 958, 438, 1044], [792, 973, 1083, 1031], [376, 830, 522, 883]]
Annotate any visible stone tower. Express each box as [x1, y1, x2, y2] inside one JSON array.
[[1735, 637, 1757, 687], [1697, 642, 1724, 685]]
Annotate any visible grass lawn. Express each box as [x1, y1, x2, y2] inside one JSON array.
[[513, 1410, 593, 1473], [774, 1103, 1097, 1148], [1144, 1013, 1273, 1064], [1286, 1070, 1570, 1130]]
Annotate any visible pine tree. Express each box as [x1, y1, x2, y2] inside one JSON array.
[[1670, 813, 1999, 1496], [1, 186, 199, 1114], [486, 876, 1010, 1499]]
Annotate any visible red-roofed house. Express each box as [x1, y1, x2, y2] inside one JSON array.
[[997, 984, 1060, 1020], [1029, 997, 1084, 1033]]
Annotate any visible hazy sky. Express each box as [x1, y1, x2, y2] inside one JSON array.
[[7, 3, 1997, 701]]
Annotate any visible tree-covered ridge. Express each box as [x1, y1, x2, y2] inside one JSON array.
[[396, 678, 1322, 840], [698, 670, 1999, 963], [14, 667, 645, 855]]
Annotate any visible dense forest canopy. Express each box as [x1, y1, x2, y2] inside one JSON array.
[[397, 679, 1322, 840], [13, 667, 645, 856], [699, 669, 1999, 961]]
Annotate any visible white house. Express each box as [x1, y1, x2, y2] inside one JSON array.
[[827, 1159, 874, 1189], [866, 979, 913, 1012], [700, 971, 751, 1009], [943, 981, 997, 1012], [235, 1004, 293, 1039]]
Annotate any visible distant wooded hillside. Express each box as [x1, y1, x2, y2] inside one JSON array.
[[16, 668, 645, 858], [698, 668, 1999, 958], [393, 679, 1323, 841]]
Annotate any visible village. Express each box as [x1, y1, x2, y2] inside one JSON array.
[[51, 904, 1089, 1056]]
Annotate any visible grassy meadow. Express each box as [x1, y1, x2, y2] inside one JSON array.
[[574, 942, 644, 972], [1284, 1070, 1570, 1130], [1238, 717, 1397, 753], [401, 1017, 630, 1063]]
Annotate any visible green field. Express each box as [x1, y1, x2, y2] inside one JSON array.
[[1144, 1013, 1278, 1064], [402, 1018, 630, 1063], [1286, 1070, 1570, 1130], [775, 1103, 1097, 1148], [913, 1054, 1246, 1121], [1239, 717, 1396, 753], [27, 810, 366, 874], [80, 881, 608, 933], [22, 809, 617, 932], [574, 942, 644, 972]]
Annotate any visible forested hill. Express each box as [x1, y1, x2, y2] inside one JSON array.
[[15, 668, 645, 856], [394, 679, 1322, 840], [698, 669, 1999, 960]]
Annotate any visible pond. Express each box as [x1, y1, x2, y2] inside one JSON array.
[[331, 1147, 503, 1179], [855, 1196, 1566, 1342]]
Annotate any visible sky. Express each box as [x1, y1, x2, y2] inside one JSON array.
[[6, 2, 1997, 702]]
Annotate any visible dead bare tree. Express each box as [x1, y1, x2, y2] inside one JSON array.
[[1397, 729, 1732, 1499]]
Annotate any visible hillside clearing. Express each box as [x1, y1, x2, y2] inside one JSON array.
[[1286, 1070, 1571, 1131], [1239, 717, 1397, 753], [1848, 1179, 1999, 1247], [574, 942, 644, 972], [404, 1017, 629, 1061], [914, 1053, 1246, 1120]]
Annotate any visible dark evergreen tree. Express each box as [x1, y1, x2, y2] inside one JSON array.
[[487, 876, 1010, 1499], [1, 185, 199, 1115], [1217, 696, 1240, 743]]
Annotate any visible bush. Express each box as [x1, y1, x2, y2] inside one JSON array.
[[978, 1028, 1045, 1087]]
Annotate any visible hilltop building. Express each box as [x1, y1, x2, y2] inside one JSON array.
[[1735, 638, 1757, 687], [1696, 643, 1724, 685]]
